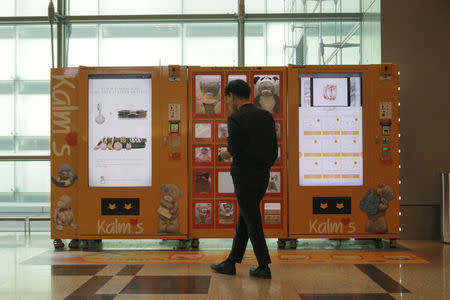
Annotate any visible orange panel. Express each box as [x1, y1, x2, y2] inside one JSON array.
[[188, 67, 288, 239], [51, 66, 189, 240], [50, 68, 80, 240], [287, 64, 400, 239]]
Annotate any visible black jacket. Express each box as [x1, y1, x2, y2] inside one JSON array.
[[227, 103, 278, 173]]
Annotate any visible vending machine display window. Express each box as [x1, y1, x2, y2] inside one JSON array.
[[193, 201, 214, 228], [262, 201, 282, 228], [193, 74, 223, 117], [266, 170, 282, 196], [227, 74, 247, 83], [215, 121, 228, 142], [192, 169, 214, 198], [193, 145, 213, 166], [88, 74, 152, 187], [298, 73, 363, 186], [216, 200, 237, 228], [216, 170, 235, 198], [192, 121, 214, 143], [252, 73, 283, 117]]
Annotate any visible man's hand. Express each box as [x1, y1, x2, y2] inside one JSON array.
[[220, 149, 232, 160]]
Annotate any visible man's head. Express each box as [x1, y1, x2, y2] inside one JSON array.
[[225, 79, 251, 113]]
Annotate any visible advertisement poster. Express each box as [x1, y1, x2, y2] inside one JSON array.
[[88, 74, 152, 187]]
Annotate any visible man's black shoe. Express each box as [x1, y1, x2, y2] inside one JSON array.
[[249, 266, 272, 279], [210, 260, 236, 275]]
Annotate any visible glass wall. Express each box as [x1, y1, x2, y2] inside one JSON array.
[[0, 161, 50, 203], [0, 26, 54, 155], [246, 21, 361, 66], [0, 0, 56, 16], [246, 0, 361, 13], [68, 0, 236, 15], [361, 0, 381, 64], [68, 23, 238, 67], [0, 0, 380, 226], [0, 23, 53, 207]]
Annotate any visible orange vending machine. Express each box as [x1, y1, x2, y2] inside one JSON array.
[[287, 64, 400, 246], [188, 67, 288, 248], [51, 66, 189, 249]]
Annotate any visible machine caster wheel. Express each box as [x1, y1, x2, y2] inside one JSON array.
[[178, 240, 187, 249], [81, 240, 89, 250], [191, 239, 200, 249], [53, 239, 64, 249], [277, 239, 286, 249], [289, 239, 298, 249], [389, 238, 397, 248], [69, 239, 79, 249]]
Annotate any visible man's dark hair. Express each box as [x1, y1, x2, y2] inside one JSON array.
[[225, 79, 251, 99]]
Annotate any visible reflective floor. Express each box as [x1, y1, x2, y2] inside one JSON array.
[[0, 233, 448, 299]]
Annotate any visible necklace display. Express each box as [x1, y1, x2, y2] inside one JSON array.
[[95, 103, 105, 124], [118, 110, 147, 118]]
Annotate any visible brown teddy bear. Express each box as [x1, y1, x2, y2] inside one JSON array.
[[365, 183, 396, 234], [51, 164, 78, 188], [195, 80, 221, 114], [157, 184, 182, 233], [53, 195, 78, 231], [195, 172, 211, 193]]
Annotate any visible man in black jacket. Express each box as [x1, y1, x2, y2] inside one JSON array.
[[210, 79, 278, 279]]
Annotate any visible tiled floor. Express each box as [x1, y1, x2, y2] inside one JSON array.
[[0, 233, 448, 299]]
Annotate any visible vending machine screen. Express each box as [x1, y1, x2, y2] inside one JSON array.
[[88, 74, 152, 187], [298, 73, 362, 186]]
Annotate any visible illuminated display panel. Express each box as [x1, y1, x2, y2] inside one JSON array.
[[299, 73, 362, 186], [88, 74, 152, 187]]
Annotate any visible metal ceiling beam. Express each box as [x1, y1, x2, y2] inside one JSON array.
[[0, 156, 50, 161], [238, 0, 245, 66], [0, 13, 362, 25], [65, 14, 239, 24], [0, 17, 48, 25], [246, 13, 362, 22]]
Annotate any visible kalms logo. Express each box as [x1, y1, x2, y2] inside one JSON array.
[[309, 218, 356, 234], [97, 218, 144, 235], [52, 74, 78, 157]]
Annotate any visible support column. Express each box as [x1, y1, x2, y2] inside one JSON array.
[[238, 0, 245, 66], [57, 0, 66, 68]]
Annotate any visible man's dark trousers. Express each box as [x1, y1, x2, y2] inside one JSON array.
[[227, 168, 271, 266]]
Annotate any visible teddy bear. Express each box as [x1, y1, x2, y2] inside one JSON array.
[[254, 76, 280, 114], [51, 164, 78, 188], [267, 174, 279, 193], [195, 79, 221, 114], [196, 147, 211, 163], [361, 183, 396, 234], [157, 184, 182, 233], [218, 123, 228, 138], [218, 203, 234, 224], [218, 147, 232, 163], [195, 203, 211, 225], [53, 195, 78, 231], [195, 172, 211, 193]]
